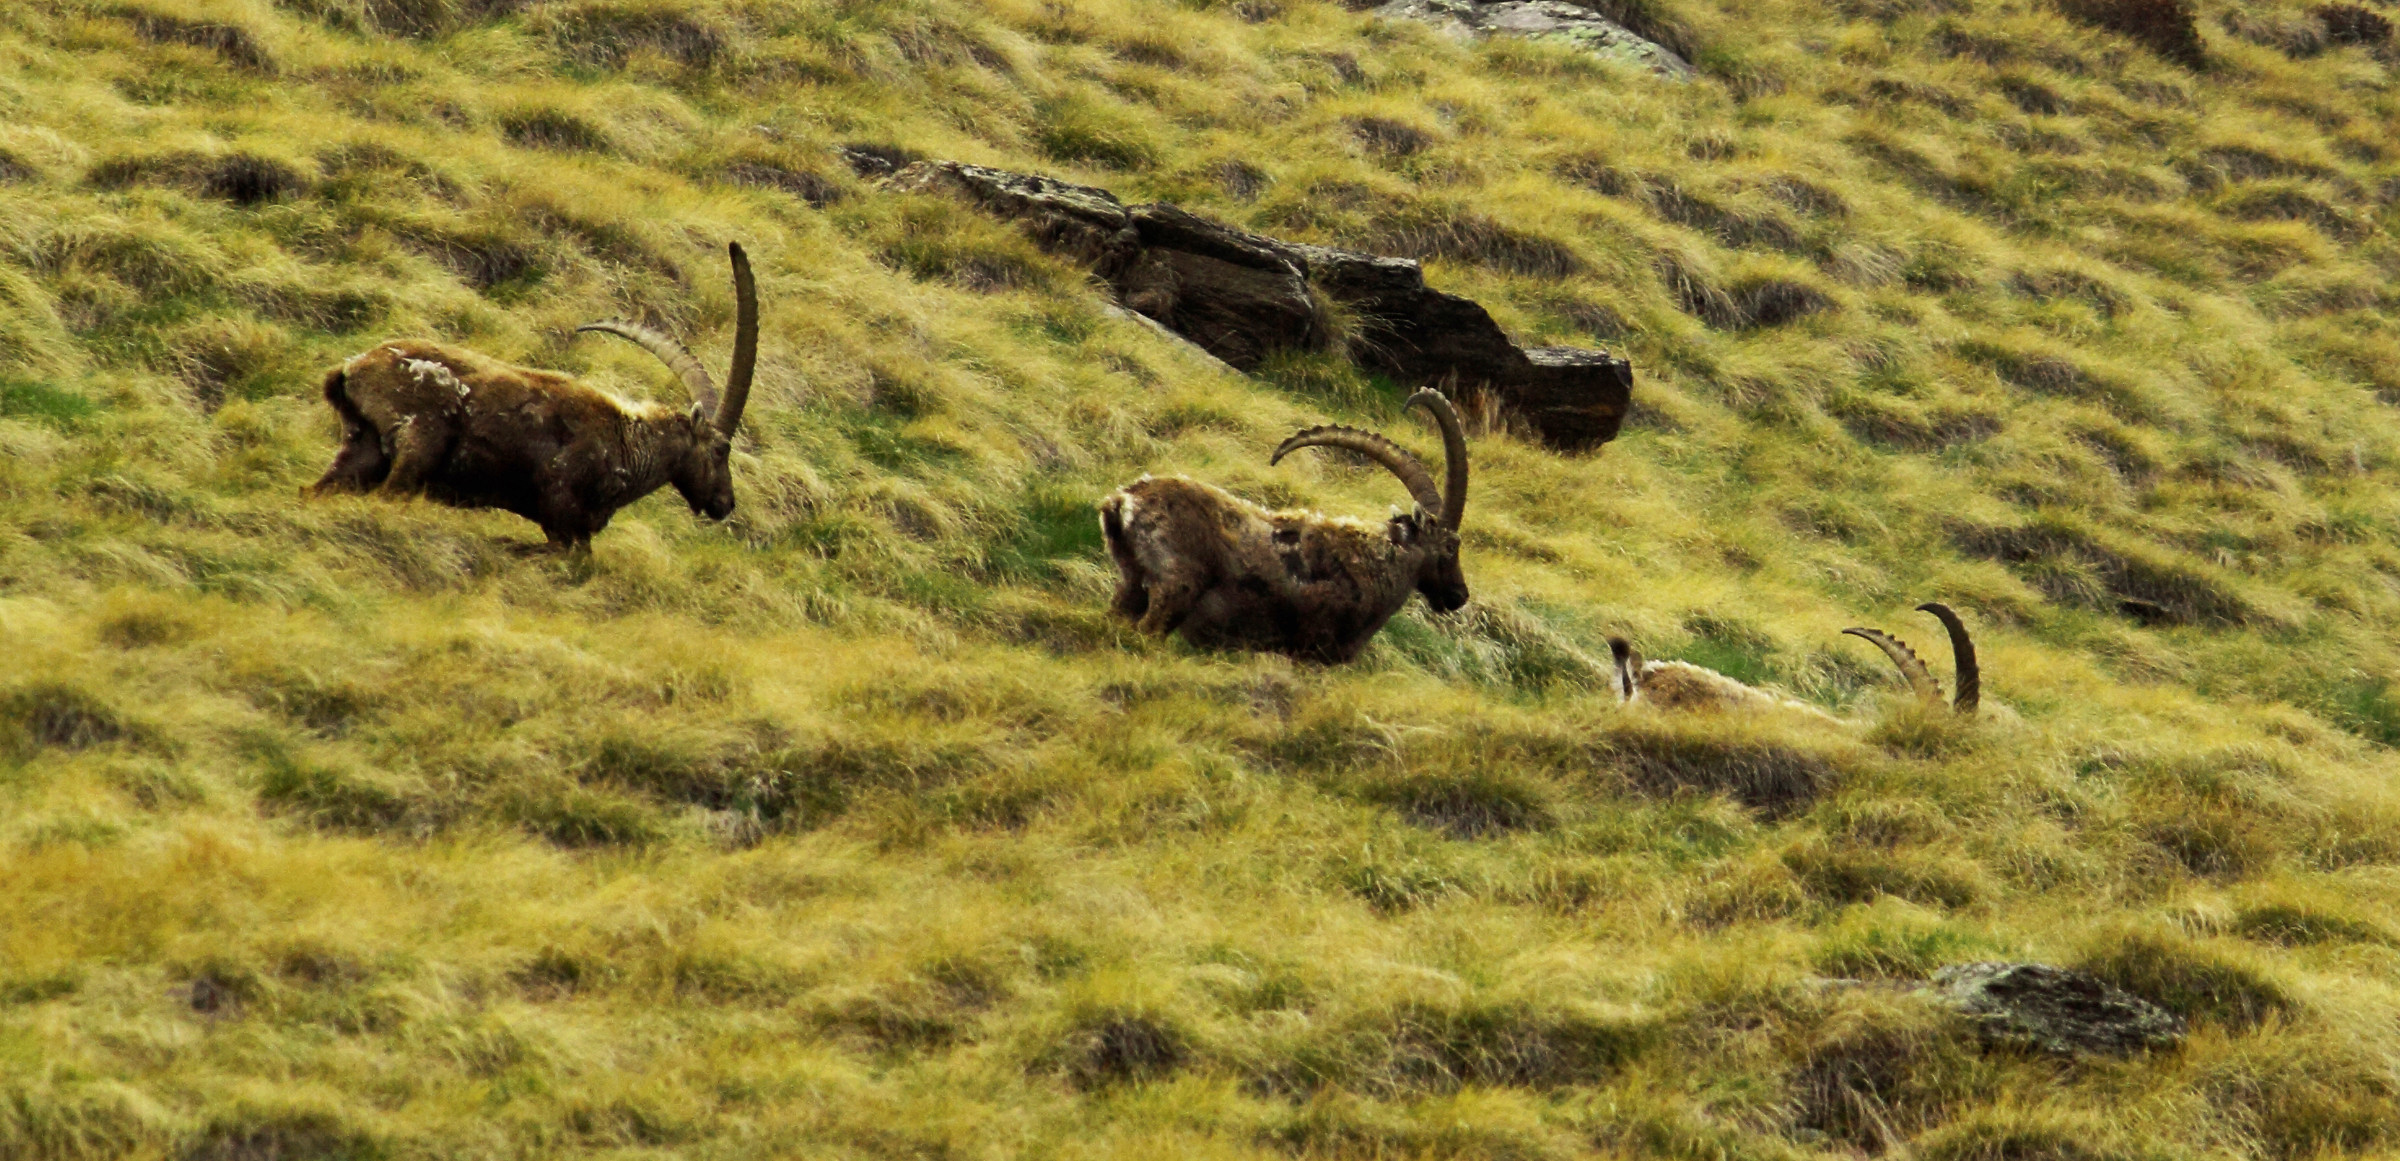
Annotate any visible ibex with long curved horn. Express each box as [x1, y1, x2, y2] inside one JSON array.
[[305, 242, 759, 551], [1609, 602, 1981, 718], [1098, 389, 1471, 663], [1842, 602, 1980, 715]]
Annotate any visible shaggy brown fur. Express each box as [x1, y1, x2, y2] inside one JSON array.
[[1100, 390, 1471, 664], [306, 242, 759, 551]]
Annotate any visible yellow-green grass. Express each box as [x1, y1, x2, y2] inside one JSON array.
[[6, 0, 2400, 1155]]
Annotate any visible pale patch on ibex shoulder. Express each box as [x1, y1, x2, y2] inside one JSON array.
[[402, 357, 470, 399]]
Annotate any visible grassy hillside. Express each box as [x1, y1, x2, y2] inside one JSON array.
[[7, 0, 2400, 1155]]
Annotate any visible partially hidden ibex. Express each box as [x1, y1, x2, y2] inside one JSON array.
[[1608, 638, 1836, 719], [305, 241, 759, 551], [1099, 389, 1471, 663], [1609, 602, 1981, 717]]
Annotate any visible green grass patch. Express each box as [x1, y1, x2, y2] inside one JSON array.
[[0, 377, 100, 426]]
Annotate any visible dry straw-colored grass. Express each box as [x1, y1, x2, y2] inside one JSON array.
[[6, 0, 2400, 1155]]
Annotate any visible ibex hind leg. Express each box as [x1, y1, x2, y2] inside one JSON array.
[[1134, 568, 1203, 637], [308, 430, 388, 495], [377, 415, 454, 497], [305, 368, 390, 495], [1099, 496, 1149, 618]]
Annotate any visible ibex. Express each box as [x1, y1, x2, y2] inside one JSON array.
[[1609, 602, 1981, 717], [305, 241, 759, 551], [1098, 388, 1471, 664]]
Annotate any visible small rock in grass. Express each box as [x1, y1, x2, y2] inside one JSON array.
[[1928, 962, 2184, 1056]]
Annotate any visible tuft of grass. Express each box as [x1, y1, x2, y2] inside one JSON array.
[[1811, 898, 1995, 978], [2075, 926, 2298, 1030], [1, 683, 131, 754], [1790, 993, 1985, 1153]]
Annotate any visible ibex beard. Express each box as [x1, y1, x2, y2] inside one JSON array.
[[305, 241, 759, 552]]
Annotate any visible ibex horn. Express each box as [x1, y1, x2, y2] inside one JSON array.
[[716, 241, 757, 436], [1842, 626, 1944, 706], [1408, 388, 1468, 530], [1918, 602, 1979, 714], [1271, 424, 1443, 517], [576, 319, 719, 417]]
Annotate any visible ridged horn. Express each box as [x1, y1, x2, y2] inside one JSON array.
[[716, 241, 757, 436], [1918, 602, 1979, 715], [1842, 626, 1944, 705], [577, 319, 719, 417], [1608, 637, 1637, 702], [1408, 388, 1468, 529], [1271, 424, 1443, 517]]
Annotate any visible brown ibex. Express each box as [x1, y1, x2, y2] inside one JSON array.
[[1098, 389, 1471, 663], [1608, 601, 1981, 717], [305, 241, 759, 551]]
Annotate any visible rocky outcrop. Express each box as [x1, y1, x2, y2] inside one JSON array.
[[1121, 204, 1328, 370], [1928, 962, 2185, 1056], [1372, 0, 1693, 79], [884, 160, 1633, 451]]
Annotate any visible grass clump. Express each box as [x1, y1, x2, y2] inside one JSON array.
[[1, 683, 131, 754], [2075, 926, 2298, 1030], [1789, 994, 1986, 1153]]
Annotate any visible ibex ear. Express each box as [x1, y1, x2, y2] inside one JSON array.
[[687, 402, 709, 428]]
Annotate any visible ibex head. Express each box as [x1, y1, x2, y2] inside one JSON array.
[[1271, 388, 1472, 613], [577, 241, 761, 521]]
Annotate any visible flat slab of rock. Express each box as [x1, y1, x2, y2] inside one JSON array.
[[1373, 0, 1693, 79], [1929, 962, 2184, 1056], [883, 159, 1633, 451]]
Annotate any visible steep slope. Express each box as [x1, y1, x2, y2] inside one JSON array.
[[5, 0, 2400, 1156]]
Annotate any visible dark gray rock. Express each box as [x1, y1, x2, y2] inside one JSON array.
[[1255, 240, 1633, 449], [1121, 205, 1325, 370], [1372, 0, 1694, 79], [1928, 962, 2185, 1056], [885, 161, 1141, 277], [884, 160, 1634, 451], [836, 143, 922, 180]]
